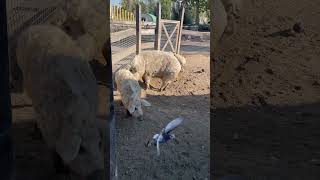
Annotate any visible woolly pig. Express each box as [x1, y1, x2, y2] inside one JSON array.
[[16, 24, 104, 178], [114, 68, 151, 119], [62, 0, 108, 63], [173, 53, 187, 72], [129, 51, 182, 92]]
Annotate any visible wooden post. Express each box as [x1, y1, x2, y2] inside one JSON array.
[[175, 23, 180, 52], [115, 6, 118, 20], [154, 2, 161, 50], [127, 11, 129, 21], [177, 6, 185, 54], [0, 0, 14, 179], [118, 6, 121, 21], [110, 7, 112, 20], [136, 3, 141, 55]]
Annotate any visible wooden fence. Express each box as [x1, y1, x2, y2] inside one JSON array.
[[111, 5, 135, 22], [111, 2, 185, 71]]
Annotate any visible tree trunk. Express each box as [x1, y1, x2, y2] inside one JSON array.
[[195, 0, 200, 26]]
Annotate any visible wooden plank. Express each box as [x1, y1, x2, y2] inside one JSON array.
[[154, 2, 161, 50], [175, 24, 180, 51], [141, 29, 155, 35], [110, 28, 135, 43], [111, 20, 135, 25], [181, 29, 210, 36], [177, 6, 185, 54], [136, 3, 141, 55], [161, 19, 180, 24]]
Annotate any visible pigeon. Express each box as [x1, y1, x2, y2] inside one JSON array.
[[150, 117, 184, 156]]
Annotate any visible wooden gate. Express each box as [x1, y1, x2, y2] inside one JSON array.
[[154, 2, 185, 54]]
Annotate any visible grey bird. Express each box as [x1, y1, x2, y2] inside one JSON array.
[[150, 117, 184, 156]]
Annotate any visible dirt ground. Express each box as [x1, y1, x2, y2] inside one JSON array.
[[212, 0, 320, 179], [114, 51, 210, 180], [9, 38, 210, 179]]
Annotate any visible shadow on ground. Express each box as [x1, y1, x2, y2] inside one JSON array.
[[115, 94, 210, 180], [212, 103, 320, 179]]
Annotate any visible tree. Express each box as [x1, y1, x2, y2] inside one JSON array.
[[160, 0, 173, 19], [178, 0, 209, 25], [121, 0, 147, 13]]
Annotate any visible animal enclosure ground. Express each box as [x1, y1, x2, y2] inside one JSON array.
[[114, 53, 210, 179], [212, 0, 320, 179]]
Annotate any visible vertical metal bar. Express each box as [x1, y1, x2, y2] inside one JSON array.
[[104, 0, 117, 180], [0, 0, 14, 179], [177, 6, 185, 54], [136, 3, 141, 55], [154, 2, 161, 50]]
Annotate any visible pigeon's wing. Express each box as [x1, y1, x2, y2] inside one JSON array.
[[164, 117, 184, 134]]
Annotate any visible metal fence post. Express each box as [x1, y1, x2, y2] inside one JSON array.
[[0, 0, 14, 179], [105, 0, 117, 180]]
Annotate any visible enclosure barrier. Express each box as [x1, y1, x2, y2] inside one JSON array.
[[111, 5, 135, 22], [0, 0, 14, 179], [110, 2, 185, 72], [3, 0, 116, 179]]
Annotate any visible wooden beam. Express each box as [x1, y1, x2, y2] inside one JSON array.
[[136, 3, 141, 55], [175, 24, 180, 51], [154, 2, 161, 50], [161, 19, 180, 24]]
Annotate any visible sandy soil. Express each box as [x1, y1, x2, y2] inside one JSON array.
[[212, 0, 320, 179], [114, 53, 210, 180]]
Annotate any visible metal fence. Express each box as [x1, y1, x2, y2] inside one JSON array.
[[3, 0, 116, 179]]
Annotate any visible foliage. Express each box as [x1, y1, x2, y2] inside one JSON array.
[[120, 0, 210, 24], [160, 0, 173, 19]]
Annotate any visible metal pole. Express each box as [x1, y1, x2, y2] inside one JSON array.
[[105, 0, 117, 179], [0, 0, 14, 179]]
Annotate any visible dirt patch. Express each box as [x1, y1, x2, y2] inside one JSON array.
[[212, 0, 320, 179], [115, 54, 210, 179]]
